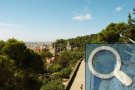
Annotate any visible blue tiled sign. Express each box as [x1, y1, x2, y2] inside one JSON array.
[[86, 44, 135, 90]]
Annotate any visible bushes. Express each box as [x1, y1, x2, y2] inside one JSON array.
[[0, 39, 44, 90], [47, 64, 63, 73], [1, 38, 44, 74], [60, 67, 72, 79], [40, 51, 53, 59], [50, 72, 62, 79], [50, 67, 72, 79], [0, 56, 15, 90], [40, 79, 64, 90], [0, 55, 42, 90], [57, 51, 82, 68]]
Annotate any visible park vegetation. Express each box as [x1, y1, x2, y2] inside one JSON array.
[[0, 8, 135, 90], [55, 8, 135, 51]]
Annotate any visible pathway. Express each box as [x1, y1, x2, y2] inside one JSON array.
[[70, 60, 85, 90]]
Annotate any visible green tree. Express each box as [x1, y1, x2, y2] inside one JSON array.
[[97, 23, 129, 43], [132, 8, 135, 25], [0, 40, 5, 54], [2, 38, 44, 74], [57, 51, 74, 67], [41, 50, 53, 59], [0, 38, 43, 90], [23, 49, 44, 74], [0, 55, 15, 90], [59, 67, 72, 79], [128, 13, 133, 26], [0, 40, 5, 49], [47, 63, 63, 73], [50, 67, 71, 79], [2, 39, 27, 68], [40, 79, 64, 90]]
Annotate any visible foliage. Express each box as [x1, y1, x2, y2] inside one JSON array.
[[1, 38, 44, 74], [57, 51, 81, 67], [0, 55, 42, 90], [0, 40, 5, 50], [23, 49, 44, 74], [47, 63, 63, 73], [55, 34, 98, 52], [128, 13, 133, 26], [1, 8, 135, 90], [50, 67, 72, 79], [97, 23, 129, 43], [0, 39, 44, 90], [0, 55, 15, 90], [2, 39, 27, 67], [40, 50, 53, 59], [128, 8, 135, 25], [55, 20, 135, 47], [40, 79, 64, 90], [127, 8, 135, 40], [59, 67, 72, 79]]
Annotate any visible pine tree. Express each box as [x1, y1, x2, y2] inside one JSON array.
[[133, 8, 135, 14], [132, 8, 135, 24], [128, 13, 133, 26]]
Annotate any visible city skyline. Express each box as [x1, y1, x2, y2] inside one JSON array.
[[0, 0, 135, 42]]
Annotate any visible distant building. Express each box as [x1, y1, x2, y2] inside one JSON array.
[[26, 42, 57, 64], [66, 41, 71, 51], [46, 43, 57, 64], [39, 44, 48, 52], [48, 43, 56, 56], [27, 44, 48, 53], [46, 57, 55, 64]]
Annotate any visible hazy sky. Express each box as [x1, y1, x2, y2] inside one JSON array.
[[0, 0, 135, 42]]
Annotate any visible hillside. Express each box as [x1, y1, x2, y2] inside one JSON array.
[[55, 22, 135, 52]]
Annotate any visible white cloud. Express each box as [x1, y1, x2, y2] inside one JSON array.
[[0, 22, 19, 31], [116, 6, 123, 12], [72, 13, 92, 21], [0, 23, 24, 41], [0, 23, 17, 27]]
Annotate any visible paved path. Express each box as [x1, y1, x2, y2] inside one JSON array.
[[70, 60, 85, 90]]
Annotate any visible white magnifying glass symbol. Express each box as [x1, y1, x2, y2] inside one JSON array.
[[88, 46, 132, 86]]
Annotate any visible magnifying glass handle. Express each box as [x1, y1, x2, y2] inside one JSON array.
[[114, 70, 132, 86]]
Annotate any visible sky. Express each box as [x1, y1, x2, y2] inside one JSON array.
[[0, 0, 135, 42]]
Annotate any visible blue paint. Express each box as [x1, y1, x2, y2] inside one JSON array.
[[86, 44, 135, 90]]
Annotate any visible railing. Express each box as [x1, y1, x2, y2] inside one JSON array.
[[64, 59, 83, 90]]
